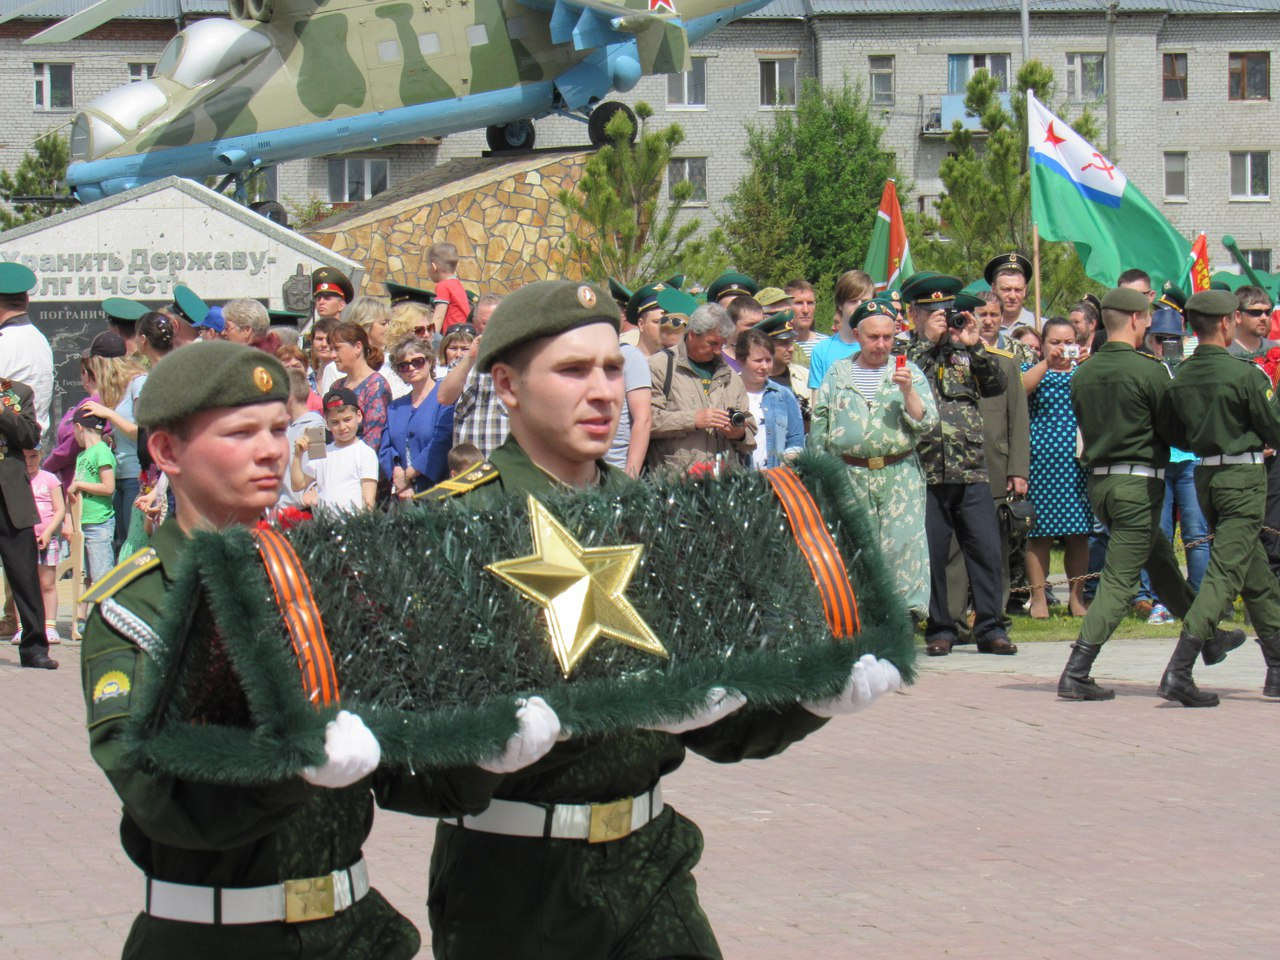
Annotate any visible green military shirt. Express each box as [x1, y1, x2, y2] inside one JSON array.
[[1070, 340, 1174, 469], [1165, 343, 1280, 455]]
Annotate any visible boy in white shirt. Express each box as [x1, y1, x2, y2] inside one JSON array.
[[290, 386, 378, 512]]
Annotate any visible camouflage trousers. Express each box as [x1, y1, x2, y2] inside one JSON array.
[[843, 454, 930, 618]]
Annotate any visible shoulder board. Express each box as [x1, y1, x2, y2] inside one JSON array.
[[81, 548, 160, 605], [986, 345, 1015, 359], [415, 461, 500, 502], [1137, 350, 1164, 362]]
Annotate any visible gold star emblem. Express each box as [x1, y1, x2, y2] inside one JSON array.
[[486, 496, 668, 677]]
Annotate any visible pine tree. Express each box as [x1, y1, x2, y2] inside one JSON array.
[[0, 134, 70, 229]]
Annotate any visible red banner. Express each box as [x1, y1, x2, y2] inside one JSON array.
[[1189, 233, 1212, 293]]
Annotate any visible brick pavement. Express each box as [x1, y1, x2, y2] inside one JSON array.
[[2, 638, 1276, 959]]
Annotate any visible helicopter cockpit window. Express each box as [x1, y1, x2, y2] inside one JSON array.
[[155, 20, 271, 88]]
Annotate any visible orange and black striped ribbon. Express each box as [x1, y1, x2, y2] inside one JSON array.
[[762, 466, 861, 638], [254, 527, 341, 709]]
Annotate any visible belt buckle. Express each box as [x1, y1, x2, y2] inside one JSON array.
[[867, 456, 886, 470], [588, 797, 634, 843], [284, 875, 335, 923]]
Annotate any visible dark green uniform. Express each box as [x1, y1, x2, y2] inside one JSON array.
[[1070, 341, 1196, 647], [1164, 345, 1280, 641], [82, 520, 429, 960], [406, 437, 829, 960]]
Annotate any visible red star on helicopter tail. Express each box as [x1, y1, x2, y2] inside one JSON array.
[[649, 0, 677, 12]]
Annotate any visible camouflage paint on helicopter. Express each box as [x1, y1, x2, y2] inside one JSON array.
[[25, 0, 770, 201]]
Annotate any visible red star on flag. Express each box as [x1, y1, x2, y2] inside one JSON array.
[[649, 0, 677, 12], [1043, 122, 1066, 148]]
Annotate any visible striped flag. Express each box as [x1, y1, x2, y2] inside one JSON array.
[[864, 179, 914, 293]]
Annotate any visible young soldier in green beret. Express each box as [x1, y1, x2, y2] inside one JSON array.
[[412, 279, 900, 960], [1159, 289, 1280, 706], [1058, 288, 1243, 701]]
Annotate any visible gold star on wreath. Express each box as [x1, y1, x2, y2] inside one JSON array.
[[486, 496, 668, 677]]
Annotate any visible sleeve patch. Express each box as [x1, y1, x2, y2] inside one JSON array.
[[84, 648, 138, 729]]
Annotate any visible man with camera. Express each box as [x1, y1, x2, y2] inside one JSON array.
[[903, 273, 1013, 656], [648, 302, 757, 474]]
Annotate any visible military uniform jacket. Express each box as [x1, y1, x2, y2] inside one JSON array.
[[809, 357, 938, 458], [1070, 341, 1174, 469], [0, 378, 39, 528], [905, 336, 1007, 485], [1164, 343, 1280, 455], [979, 347, 1031, 489]]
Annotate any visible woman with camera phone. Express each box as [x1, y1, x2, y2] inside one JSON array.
[[1022, 317, 1094, 618]]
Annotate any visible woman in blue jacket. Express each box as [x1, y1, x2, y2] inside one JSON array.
[[380, 336, 455, 498], [736, 329, 805, 468]]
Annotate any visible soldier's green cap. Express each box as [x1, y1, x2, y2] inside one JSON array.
[[1209, 280, 1233, 291], [707, 271, 757, 303], [664, 274, 687, 291], [626, 282, 668, 326], [1100, 287, 1152, 313], [901, 272, 963, 306], [101, 297, 149, 322], [851, 299, 899, 326], [477, 280, 617, 372], [657, 286, 698, 327], [0, 262, 37, 296], [608, 277, 633, 307], [1186, 289, 1239, 317], [171, 284, 210, 325], [135, 341, 288, 428], [755, 286, 791, 308], [954, 291, 987, 313], [385, 281, 435, 306], [1157, 280, 1187, 312], [752, 309, 797, 341], [312, 266, 354, 302], [268, 307, 308, 326]]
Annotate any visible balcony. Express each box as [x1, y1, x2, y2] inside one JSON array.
[[920, 92, 1013, 137]]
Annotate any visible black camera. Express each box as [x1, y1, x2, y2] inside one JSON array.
[[726, 407, 749, 427], [946, 307, 969, 330]]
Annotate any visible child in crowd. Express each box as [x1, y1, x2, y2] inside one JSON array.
[[447, 442, 482, 478], [68, 408, 116, 590], [291, 387, 378, 513], [281, 368, 326, 514], [427, 242, 471, 334], [18, 449, 65, 646]]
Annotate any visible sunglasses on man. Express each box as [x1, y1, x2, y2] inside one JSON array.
[[1241, 307, 1271, 317]]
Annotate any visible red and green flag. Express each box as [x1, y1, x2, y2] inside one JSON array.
[[864, 178, 914, 293], [1186, 232, 1212, 292]]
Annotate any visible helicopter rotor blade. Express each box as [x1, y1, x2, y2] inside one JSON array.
[[24, 0, 153, 45]]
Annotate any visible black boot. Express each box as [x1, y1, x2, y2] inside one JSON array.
[[1058, 641, 1115, 701], [1158, 630, 1219, 707], [1202, 626, 1247, 666], [1257, 632, 1280, 698]]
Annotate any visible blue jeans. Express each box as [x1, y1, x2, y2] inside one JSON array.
[[113, 475, 139, 559], [83, 520, 115, 583], [1137, 460, 1210, 601]]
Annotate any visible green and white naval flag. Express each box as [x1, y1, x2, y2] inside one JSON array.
[[1027, 92, 1189, 288], [864, 178, 914, 293]]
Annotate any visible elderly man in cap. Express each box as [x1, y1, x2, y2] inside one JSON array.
[[1057, 287, 1243, 702], [1159, 289, 1280, 706], [0, 262, 55, 432], [984, 253, 1035, 331], [903, 272, 1013, 655], [410, 278, 896, 960]]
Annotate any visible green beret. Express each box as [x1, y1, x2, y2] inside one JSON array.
[[984, 252, 1032, 285], [101, 297, 149, 323], [477, 280, 618, 372], [0, 262, 37, 296], [1157, 280, 1187, 312], [707, 271, 757, 303], [752, 308, 796, 341], [312, 266, 354, 302], [172, 284, 210, 325], [385, 281, 434, 306], [657, 286, 698, 326], [135, 341, 288, 428], [901, 272, 963, 306], [851, 299, 898, 325], [1185, 289, 1239, 317], [1100, 287, 1152, 313], [626, 282, 667, 326]]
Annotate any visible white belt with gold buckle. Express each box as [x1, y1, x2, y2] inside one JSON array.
[[145, 858, 369, 925], [453, 784, 664, 844]]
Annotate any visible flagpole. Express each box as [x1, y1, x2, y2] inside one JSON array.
[[1032, 222, 1042, 329]]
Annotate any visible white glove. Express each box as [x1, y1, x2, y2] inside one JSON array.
[[803, 654, 902, 718], [301, 710, 381, 789], [479, 696, 561, 774], [641, 686, 747, 735]]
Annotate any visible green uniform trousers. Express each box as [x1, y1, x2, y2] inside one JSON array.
[[1079, 474, 1196, 648], [1184, 464, 1280, 640], [427, 807, 720, 960]]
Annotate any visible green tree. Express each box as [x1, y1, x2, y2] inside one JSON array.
[[0, 133, 70, 229], [557, 103, 701, 284], [910, 60, 1103, 313], [721, 77, 902, 294]]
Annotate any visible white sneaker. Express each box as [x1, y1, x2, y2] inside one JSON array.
[[45, 627, 62, 645]]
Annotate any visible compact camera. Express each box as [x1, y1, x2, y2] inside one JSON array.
[[1062, 344, 1081, 360], [945, 308, 969, 331], [726, 408, 749, 427]]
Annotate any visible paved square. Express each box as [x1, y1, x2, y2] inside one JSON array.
[[2, 637, 1275, 959]]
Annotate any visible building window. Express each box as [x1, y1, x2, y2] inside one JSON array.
[[1066, 53, 1105, 101], [668, 157, 707, 204], [759, 58, 797, 108], [327, 158, 390, 202], [128, 62, 155, 83], [1242, 249, 1273, 272], [1229, 151, 1269, 199], [947, 53, 1009, 94], [870, 55, 894, 106], [1162, 53, 1187, 100], [667, 58, 707, 108], [32, 63, 72, 110], [1229, 52, 1269, 101], [1164, 152, 1188, 199]]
